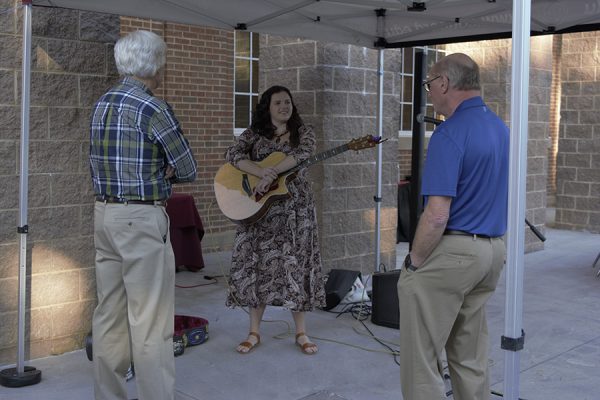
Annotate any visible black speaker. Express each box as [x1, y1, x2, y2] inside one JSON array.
[[324, 269, 360, 311], [371, 269, 400, 329]]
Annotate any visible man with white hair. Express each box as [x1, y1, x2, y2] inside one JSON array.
[[89, 30, 197, 400], [398, 53, 509, 400]]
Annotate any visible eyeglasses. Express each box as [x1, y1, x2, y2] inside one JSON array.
[[422, 75, 441, 92]]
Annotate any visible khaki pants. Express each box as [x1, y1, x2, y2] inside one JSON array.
[[92, 202, 175, 400], [398, 235, 505, 400]]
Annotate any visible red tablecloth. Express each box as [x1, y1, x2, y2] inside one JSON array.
[[166, 193, 205, 272]]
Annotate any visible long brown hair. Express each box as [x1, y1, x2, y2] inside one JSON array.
[[250, 85, 303, 147]]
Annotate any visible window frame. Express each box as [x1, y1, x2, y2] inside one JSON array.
[[233, 31, 260, 136], [398, 46, 447, 138]]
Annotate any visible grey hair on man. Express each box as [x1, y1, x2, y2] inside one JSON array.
[[114, 30, 166, 78], [434, 52, 480, 91]]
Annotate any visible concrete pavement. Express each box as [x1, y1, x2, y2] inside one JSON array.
[[1, 228, 599, 400]]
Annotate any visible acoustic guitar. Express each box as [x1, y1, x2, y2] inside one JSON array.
[[214, 135, 381, 225]]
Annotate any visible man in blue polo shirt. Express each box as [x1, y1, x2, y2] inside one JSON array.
[[398, 53, 509, 400]]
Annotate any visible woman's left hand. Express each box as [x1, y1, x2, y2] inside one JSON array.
[[261, 167, 278, 181], [254, 175, 275, 196]]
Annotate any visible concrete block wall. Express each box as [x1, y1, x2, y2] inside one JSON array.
[[526, 36, 553, 251], [0, 3, 119, 364], [555, 32, 600, 233], [547, 35, 563, 202], [260, 36, 400, 273], [0, 8, 238, 365]]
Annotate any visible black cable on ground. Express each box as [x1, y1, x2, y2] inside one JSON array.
[[490, 390, 527, 400], [445, 386, 528, 399], [324, 302, 371, 320], [358, 318, 400, 366], [175, 276, 218, 289], [323, 300, 400, 366]]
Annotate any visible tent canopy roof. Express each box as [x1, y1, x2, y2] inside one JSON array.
[[32, 0, 600, 48]]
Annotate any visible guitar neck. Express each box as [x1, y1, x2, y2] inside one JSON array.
[[284, 143, 350, 175]]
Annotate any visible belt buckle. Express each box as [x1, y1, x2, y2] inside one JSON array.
[[110, 196, 127, 205]]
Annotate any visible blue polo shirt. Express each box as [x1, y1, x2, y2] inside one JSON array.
[[421, 96, 509, 237]]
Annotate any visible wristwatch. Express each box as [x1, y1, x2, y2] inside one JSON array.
[[403, 253, 418, 271]]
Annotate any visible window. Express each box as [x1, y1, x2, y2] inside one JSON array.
[[234, 31, 260, 136], [398, 46, 446, 137]]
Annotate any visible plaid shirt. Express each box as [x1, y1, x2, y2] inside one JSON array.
[[90, 77, 197, 200]]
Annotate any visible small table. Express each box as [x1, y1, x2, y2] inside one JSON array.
[[166, 193, 205, 272]]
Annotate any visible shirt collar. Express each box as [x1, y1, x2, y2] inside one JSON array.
[[454, 96, 485, 113], [120, 76, 153, 95]]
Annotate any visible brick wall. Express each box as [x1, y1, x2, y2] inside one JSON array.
[[398, 151, 411, 181], [0, 3, 119, 364], [446, 36, 552, 252], [120, 18, 237, 251], [260, 36, 400, 273], [555, 32, 600, 232]]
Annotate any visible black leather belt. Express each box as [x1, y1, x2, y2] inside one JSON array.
[[444, 229, 495, 239], [95, 195, 166, 206]]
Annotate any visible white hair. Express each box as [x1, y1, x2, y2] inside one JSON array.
[[114, 30, 166, 78]]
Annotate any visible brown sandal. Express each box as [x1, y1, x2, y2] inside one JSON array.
[[236, 332, 260, 354], [295, 332, 318, 355]]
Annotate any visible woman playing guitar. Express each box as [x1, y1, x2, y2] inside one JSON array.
[[224, 85, 325, 355]]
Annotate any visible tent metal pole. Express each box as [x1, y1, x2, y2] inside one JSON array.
[[503, 0, 531, 398], [374, 47, 383, 272], [0, 0, 41, 388], [373, 8, 385, 272], [17, 0, 32, 376]]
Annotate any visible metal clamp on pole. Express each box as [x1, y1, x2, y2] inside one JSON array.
[[17, 225, 28, 234], [501, 329, 525, 351], [373, 196, 382, 203]]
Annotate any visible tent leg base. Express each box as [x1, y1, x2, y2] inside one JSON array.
[[0, 366, 42, 388]]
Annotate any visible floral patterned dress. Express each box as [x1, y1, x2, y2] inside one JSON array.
[[225, 125, 326, 311]]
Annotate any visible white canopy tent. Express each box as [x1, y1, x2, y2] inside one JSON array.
[[30, 0, 600, 47], [6, 0, 600, 397]]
